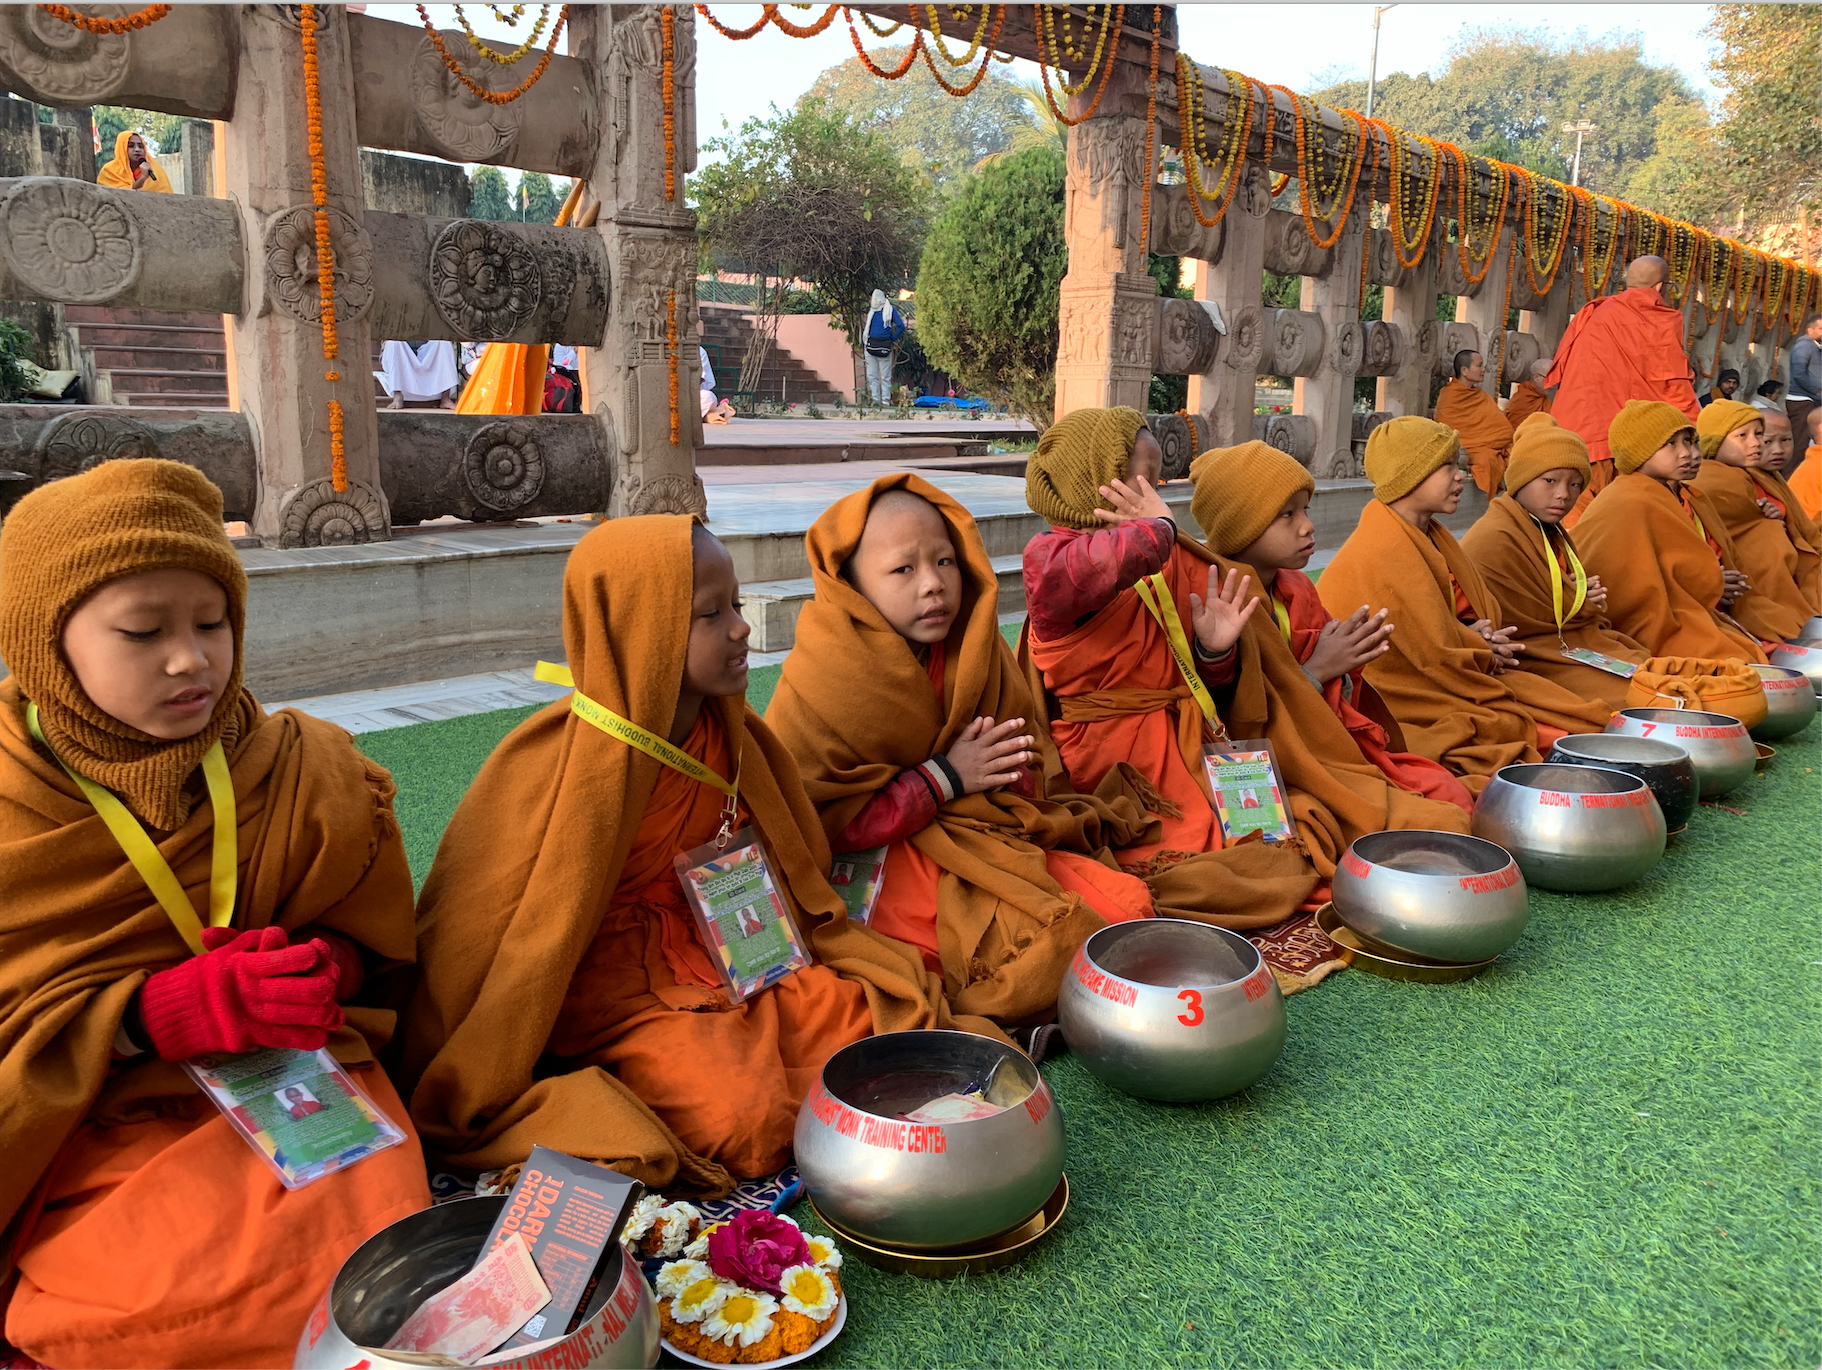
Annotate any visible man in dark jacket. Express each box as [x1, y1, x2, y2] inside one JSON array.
[[1789, 312, 1822, 442]]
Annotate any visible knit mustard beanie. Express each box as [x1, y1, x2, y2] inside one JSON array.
[[1608, 399, 1697, 474], [0, 459, 249, 829], [1189, 441, 1315, 556], [1026, 406, 1150, 529], [1695, 398, 1763, 459], [1364, 416, 1460, 503], [1504, 413, 1592, 495]]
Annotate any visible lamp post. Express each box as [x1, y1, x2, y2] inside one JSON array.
[[1561, 120, 1596, 187], [1366, 5, 1397, 120]]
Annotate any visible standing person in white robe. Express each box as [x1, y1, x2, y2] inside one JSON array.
[[377, 339, 459, 409]]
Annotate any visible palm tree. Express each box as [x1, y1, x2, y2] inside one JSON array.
[[974, 80, 1067, 171]]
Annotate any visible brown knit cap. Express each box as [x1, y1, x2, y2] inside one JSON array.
[[0, 459, 250, 829], [1504, 413, 1592, 495], [1363, 416, 1461, 503], [1608, 399, 1697, 474], [1188, 441, 1315, 556], [1025, 406, 1149, 529], [1695, 397, 1764, 459]]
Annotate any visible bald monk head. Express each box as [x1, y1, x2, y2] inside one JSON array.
[[1530, 359, 1552, 385], [844, 488, 962, 645], [1625, 256, 1669, 293], [1453, 350, 1485, 384]]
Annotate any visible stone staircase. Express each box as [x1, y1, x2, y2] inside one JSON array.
[[64, 305, 229, 408], [698, 302, 842, 409]]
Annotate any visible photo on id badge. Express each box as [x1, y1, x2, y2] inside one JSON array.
[[676, 827, 813, 1003]]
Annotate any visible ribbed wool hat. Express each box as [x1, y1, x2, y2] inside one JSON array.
[[1188, 441, 1315, 556], [1025, 406, 1150, 529], [1695, 397, 1764, 459], [1608, 399, 1698, 474], [1504, 413, 1592, 495], [1363, 416, 1460, 503], [0, 459, 248, 829]]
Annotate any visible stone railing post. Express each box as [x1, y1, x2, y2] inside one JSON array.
[[1186, 163, 1271, 447], [1291, 203, 1366, 477], [1378, 224, 1441, 417], [1454, 223, 1514, 400]]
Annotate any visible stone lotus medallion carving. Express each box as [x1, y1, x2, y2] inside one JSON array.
[[0, 4, 131, 104], [410, 30, 525, 163], [1326, 320, 1364, 376], [462, 420, 546, 513], [1, 179, 142, 305], [262, 205, 374, 324], [628, 472, 706, 517], [431, 221, 541, 339], [1223, 304, 1265, 371], [34, 412, 160, 482], [279, 478, 389, 548]]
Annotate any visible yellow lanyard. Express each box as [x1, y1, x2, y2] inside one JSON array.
[[1131, 573, 1220, 726], [1533, 518, 1588, 635], [1268, 592, 1294, 650], [27, 702, 235, 956]]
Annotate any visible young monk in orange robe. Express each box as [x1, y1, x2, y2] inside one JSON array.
[[1461, 414, 1650, 713], [1187, 439, 1474, 818], [1432, 349, 1514, 496], [1503, 359, 1554, 428], [1575, 400, 1769, 663], [402, 517, 890, 1190], [1790, 409, 1822, 520], [1690, 400, 1821, 640], [1317, 417, 1550, 793], [0, 461, 429, 1370]]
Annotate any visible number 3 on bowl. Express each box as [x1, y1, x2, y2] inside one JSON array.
[[1176, 988, 1203, 1026]]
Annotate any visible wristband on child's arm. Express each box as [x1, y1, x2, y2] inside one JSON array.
[[921, 755, 962, 803]]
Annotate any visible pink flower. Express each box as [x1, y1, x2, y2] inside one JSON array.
[[705, 1211, 812, 1295]]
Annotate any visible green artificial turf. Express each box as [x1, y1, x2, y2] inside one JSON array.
[[358, 698, 1821, 1368]]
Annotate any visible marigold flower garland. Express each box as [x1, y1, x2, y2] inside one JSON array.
[[35, 2, 169, 33], [417, 3, 568, 105], [453, 2, 550, 64], [917, 5, 1002, 96], [1278, 88, 1366, 250], [1383, 123, 1442, 270], [1138, 7, 1160, 252], [1034, 3, 1123, 126], [299, 4, 346, 493], [1177, 59, 1253, 229], [667, 289, 681, 447], [662, 6, 676, 201]]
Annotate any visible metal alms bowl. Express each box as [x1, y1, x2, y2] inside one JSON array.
[[1330, 830, 1529, 963], [1471, 762, 1666, 892], [1768, 641, 1822, 697], [293, 1196, 659, 1370], [1547, 733, 1698, 832], [793, 1030, 1065, 1252], [1794, 615, 1822, 644], [1750, 664, 1818, 740], [1057, 920, 1286, 1104], [1603, 707, 1757, 798]]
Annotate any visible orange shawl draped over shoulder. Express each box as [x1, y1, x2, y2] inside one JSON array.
[[1460, 495, 1649, 710], [1504, 380, 1552, 428], [1688, 460, 1821, 638], [1546, 287, 1699, 465], [1433, 379, 1514, 496], [401, 517, 932, 1191], [1574, 474, 1768, 663], [1317, 501, 1543, 792], [0, 687, 427, 1369]]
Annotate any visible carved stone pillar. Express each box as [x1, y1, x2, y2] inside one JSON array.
[[1378, 225, 1441, 417], [1185, 163, 1271, 447], [1454, 224, 1515, 398], [578, 4, 704, 519], [1292, 204, 1366, 477], [223, 6, 387, 547]]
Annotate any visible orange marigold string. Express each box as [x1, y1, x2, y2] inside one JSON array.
[[661, 6, 676, 201], [35, 2, 169, 33], [417, 3, 567, 105], [1034, 3, 1123, 127], [915, 5, 1003, 96], [1138, 6, 1159, 252], [698, 3, 774, 39], [667, 289, 680, 447], [842, 6, 923, 78], [769, 3, 838, 37], [300, 3, 346, 493]]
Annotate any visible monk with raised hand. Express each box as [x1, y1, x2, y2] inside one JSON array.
[[1433, 349, 1514, 496], [1689, 400, 1820, 640], [1575, 400, 1768, 663], [1504, 358, 1554, 427], [403, 517, 887, 1190], [0, 461, 429, 1370], [1461, 413, 1650, 715], [1317, 417, 1547, 792]]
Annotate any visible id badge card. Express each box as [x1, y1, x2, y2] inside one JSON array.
[[1202, 738, 1296, 845], [1559, 646, 1639, 678], [828, 846, 888, 926], [675, 825, 813, 1003], [182, 1046, 408, 1191]]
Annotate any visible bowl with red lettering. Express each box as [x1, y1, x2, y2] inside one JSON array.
[[1748, 664, 1818, 740], [1471, 762, 1666, 893], [792, 1030, 1064, 1252], [1330, 830, 1530, 963], [1603, 707, 1757, 798], [1056, 920, 1286, 1104]]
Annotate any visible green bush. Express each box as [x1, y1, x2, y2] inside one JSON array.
[[0, 319, 33, 404]]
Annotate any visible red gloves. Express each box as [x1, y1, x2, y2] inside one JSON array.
[[137, 926, 344, 1062]]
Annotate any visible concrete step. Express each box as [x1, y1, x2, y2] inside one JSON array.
[[91, 346, 226, 370], [109, 368, 229, 393], [62, 305, 224, 329], [121, 391, 232, 408], [71, 323, 226, 348], [740, 552, 1028, 654]]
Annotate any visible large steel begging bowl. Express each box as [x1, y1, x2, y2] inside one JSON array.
[[293, 1196, 659, 1370], [794, 1030, 1065, 1251], [1749, 664, 1818, 740], [1768, 641, 1822, 698], [1330, 830, 1529, 962], [1604, 707, 1757, 798], [1794, 615, 1822, 644], [1471, 762, 1666, 892], [1057, 920, 1286, 1103], [1547, 733, 1698, 832]]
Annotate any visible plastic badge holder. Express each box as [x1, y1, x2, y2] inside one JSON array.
[[828, 846, 888, 926], [182, 1046, 408, 1191], [1202, 738, 1296, 844], [1559, 646, 1640, 678], [675, 825, 814, 1003]]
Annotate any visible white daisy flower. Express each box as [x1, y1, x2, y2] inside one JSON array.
[[700, 1289, 778, 1347], [620, 1193, 665, 1245], [655, 1259, 710, 1299], [682, 1219, 726, 1261], [650, 1201, 702, 1256], [777, 1264, 839, 1322], [803, 1234, 843, 1271], [669, 1274, 731, 1326]]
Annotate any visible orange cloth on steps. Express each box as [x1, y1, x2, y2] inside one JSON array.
[[1503, 379, 1553, 428], [1433, 378, 1514, 496], [1687, 459, 1821, 639]]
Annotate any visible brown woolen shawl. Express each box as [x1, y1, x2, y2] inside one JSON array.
[[1689, 459, 1821, 634]]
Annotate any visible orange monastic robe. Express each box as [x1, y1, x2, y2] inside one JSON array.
[[1574, 473, 1768, 663], [1504, 380, 1553, 428], [1791, 447, 1821, 521], [1687, 459, 1822, 639], [1433, 379, 1514, 496]]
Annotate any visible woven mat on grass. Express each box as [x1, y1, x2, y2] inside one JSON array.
[[1249, 909, 1351, 994]]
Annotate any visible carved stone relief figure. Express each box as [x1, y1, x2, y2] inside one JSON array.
[[0, 4, 131, 103], [1223, 304, 1265, 371], [410, 30, 525, 163], [262, 204, 374, 324], [430, 220, 541, 338], [34, 412, 160, 482], [1066, 117, 1147, 252], [1, 179, 142, 305]]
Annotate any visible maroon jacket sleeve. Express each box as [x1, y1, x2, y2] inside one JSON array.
[[1023, 519, 1177, 641], [831, 767, 941, 852]]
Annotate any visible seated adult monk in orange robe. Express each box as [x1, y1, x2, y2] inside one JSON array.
[[1690, 400, 1821, 640], [1433, 348, 1514, 496], [1461, 414, 1650, 714], [1575, 400, 1768, 663], [0, 462, 429, 1370], [402, 517, 888, 1190], [1186, 440, 1474, 820], [1317, 417, 1549, 793], [1547, 256, 1700, 526], [768, 474, 1314, 1026], [1791, 408, 1822, 520], [1503, 359, 1554, 428]]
